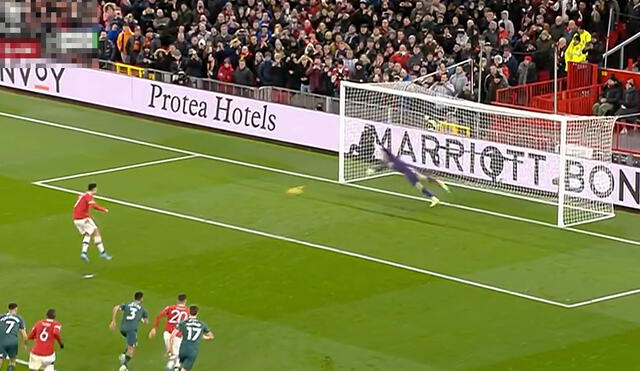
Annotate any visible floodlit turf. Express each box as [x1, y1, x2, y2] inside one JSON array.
[[2, 88, 640, 371]]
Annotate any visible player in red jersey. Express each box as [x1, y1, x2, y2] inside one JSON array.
[[148, 294, 189, 371], [73, 183, 112, 262], [27, 309, 63, 371]]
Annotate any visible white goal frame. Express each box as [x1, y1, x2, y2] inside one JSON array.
[[339, 81, 617, 228]]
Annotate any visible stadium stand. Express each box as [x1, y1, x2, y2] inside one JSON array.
[[96, 0, 636, 98], [96, 0, 640, 156]]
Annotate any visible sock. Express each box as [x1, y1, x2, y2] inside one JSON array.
[[82, 235, 91, 254], [124, 355, 132, 365], [421, 188, 433, 198], [94, 236, 105, 253]]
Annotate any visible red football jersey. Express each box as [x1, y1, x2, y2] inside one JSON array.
[[28, 319, 62, 356], [154, 305, 189, 336], [73, 192, 106, 220]]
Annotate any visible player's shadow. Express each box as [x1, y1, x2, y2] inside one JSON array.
[[304, 193, 535, 247], [304, 193, 450, 229]]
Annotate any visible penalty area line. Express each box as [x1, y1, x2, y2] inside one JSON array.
[[34, 155, 199, 184], [34, 181, 573, 309]]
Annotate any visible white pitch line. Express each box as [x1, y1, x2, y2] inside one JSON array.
[[35, 155, 199, 184], [566, 288, 640, 308], [4, 110, 640, 249], [33, 181, 573, 308]]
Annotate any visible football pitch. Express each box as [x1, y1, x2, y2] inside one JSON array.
[[3, 88, 640, 371]]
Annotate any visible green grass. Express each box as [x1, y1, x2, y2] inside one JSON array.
[[2, 88, 640, 371]]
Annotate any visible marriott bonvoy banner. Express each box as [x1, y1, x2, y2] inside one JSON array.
[[1, 66, 640, 209]]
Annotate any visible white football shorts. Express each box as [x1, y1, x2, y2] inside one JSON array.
[[29, 352, 56, 371], [73, 218, 97, 235], [163, 331, 182, 357]]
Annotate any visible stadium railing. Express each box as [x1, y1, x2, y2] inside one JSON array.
[[257, 86, 340, 114], [98, 60, 340, 113]]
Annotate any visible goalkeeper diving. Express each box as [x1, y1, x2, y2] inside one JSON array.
[[366, 146, 450, 207]]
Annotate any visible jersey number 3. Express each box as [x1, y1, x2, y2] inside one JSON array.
[[126, 308, 138, 320]]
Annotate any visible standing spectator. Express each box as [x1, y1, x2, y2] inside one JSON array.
[[535, 31, 553, 78], [217, 57, 235, 83], [307, 57, 325, 95], [499, 11, 515, 39], [139, 7, 155, 31], [271, 54, 287, 88], [389, 44, 411, 70], [205, 53, 217, 79], [584, 39, 604, 66], [502, 47, 518, 85], [482, 21, 499, 47], [298, 55, 312, 93], [178, 3, 194, 26], [349, 62, 367, 83], [233, 58, 255, 86], [449, 66, 469, 97], [116, 24, 134, 63], [550, 16, 566, 42], [175, 32, 189, 56], [136, 46, 154, 67], [484, 65, 508, 103], [564, 35, 586, 70], [153, 9, 170, 42], [126, 26, 145, 65], [592, 76, 623, 115], [285, 53, 303, 91], [616, 80, 639, 116], [185, 48, 203, 78], [330, 59, 349, 93], [257, 52, 275, 86], [98, 30, 116, 61], [430, 73, 456, 97], [517, 56, 538, 85]]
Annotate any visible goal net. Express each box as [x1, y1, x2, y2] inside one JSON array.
[[339, 81, 617, 228]]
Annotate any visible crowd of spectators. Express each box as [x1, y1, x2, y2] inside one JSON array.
[[96, 0, 640, 105]]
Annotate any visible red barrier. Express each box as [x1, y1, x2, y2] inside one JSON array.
[[530, 85, 601, 115], [495, 78, 567, 106], [614, 121, 640, 155], [600, 67, 640, 88], [567, 62, 598, 89]]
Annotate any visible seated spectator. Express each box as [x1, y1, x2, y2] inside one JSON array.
[[616, 80, 639, 116], [593, 76, 623, 116]]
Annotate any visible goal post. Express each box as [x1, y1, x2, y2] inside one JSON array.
[[339, 81, 617, 228]]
